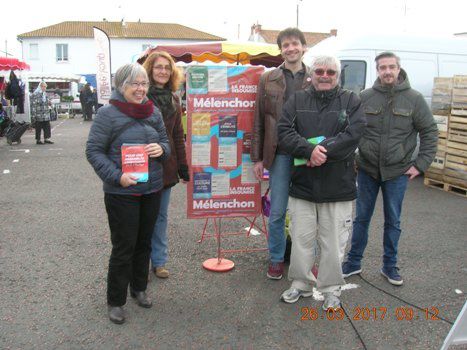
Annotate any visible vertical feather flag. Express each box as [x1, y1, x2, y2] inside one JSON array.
[[93, 27, 112, 105]]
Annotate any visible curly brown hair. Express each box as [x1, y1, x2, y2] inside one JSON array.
[[142, 51, 184, 92]]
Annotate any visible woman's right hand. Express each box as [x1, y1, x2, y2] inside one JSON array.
[[120, 173, 138, 187]]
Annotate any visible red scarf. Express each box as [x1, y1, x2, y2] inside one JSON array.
[[109, 99, 154, 119]]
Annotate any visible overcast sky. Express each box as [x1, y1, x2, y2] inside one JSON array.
[[2, 0, 466, 58]]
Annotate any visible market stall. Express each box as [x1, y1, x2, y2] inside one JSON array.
[[0, 57, 31, 123], [137, 40, 283, 67]]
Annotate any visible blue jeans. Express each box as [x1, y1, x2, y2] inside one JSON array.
[[267, 154, 292, 263], [150, 187, 172, 267], [346, 169, 408, 268]]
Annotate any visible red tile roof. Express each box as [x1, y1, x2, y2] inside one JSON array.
[[18, 21, 225, 41]]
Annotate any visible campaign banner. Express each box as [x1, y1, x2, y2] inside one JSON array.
[[186, 65, 264, 218], [93, 27, 112, 105]]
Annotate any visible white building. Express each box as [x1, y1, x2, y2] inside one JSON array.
[[18, 20, 225, 87]]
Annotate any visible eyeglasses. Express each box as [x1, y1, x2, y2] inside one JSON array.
[[314, 69, 337, 77], [153, 65, 172, 72], [129, 81, 149, 88]]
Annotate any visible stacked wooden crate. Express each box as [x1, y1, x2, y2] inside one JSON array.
[[445, 76, 467, 193], [425, 78, 451, 182], [424, 76, 467, 197]]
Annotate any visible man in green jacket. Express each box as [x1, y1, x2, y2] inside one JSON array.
[[342, 51, 438, 286]]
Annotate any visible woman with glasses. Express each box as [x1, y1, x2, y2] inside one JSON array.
[[143, 51, 189, 279], [86, 63, 170, 324]]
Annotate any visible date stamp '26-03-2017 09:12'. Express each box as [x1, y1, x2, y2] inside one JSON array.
[[300, 306, 441, 321]]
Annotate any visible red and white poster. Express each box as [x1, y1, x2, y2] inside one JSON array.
[[186, 65, 264, 218]]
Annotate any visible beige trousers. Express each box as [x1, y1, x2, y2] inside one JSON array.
[[287, 197, 353, 295]]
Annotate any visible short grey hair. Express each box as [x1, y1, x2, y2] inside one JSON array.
[[310, 55, 341, 80], [114, 63, 148, 94]]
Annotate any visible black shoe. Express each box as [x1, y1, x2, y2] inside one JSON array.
[[108, 306, 125, 324], [44, 139, 54, 144], [130, 289, 152, 308], [36, 140, 44, 145]]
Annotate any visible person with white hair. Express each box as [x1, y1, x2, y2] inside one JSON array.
[[277, 55, 366, 310], [31, 82, 53, 144]]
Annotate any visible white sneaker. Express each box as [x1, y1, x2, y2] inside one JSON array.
[[322, 293, 341, 311], [280, 288, 313, 304]]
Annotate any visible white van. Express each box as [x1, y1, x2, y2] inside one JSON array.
[[303, 34, 467, 104]]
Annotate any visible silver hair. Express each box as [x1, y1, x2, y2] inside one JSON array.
[[310, 55, 341, 80], [114, 63, 148, 94]]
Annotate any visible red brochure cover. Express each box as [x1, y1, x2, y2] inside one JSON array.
[[121, 144, 149, 182]]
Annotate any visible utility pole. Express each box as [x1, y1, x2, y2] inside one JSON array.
[[296, 0, 303, 28]]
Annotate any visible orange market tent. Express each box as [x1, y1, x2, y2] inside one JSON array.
[[138, 41, 283, 67]]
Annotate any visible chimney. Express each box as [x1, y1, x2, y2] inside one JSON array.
[[255, 24, 262, 34], [330, 29, 337, 36], [121, 18, 126, 27]]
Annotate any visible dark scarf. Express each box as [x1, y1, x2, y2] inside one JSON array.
[[147, 86, 175, 118], [109, 99, 154, 119]]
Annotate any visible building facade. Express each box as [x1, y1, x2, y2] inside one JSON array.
[[18, 20, 225, 82]]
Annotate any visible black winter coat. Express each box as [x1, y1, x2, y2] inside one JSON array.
[[277, 86, 366, 203]]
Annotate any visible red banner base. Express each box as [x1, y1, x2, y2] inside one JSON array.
[[202, 258, 235, 272]]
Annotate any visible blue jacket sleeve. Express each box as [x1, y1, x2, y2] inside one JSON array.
[[85, 110, 123, 186]]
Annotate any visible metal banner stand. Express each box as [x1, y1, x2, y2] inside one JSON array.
[[201, 215, 268, 272], [202, 218, 234, 272]]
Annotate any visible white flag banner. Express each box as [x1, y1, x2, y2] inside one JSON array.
[[93, 27, 112, 105]]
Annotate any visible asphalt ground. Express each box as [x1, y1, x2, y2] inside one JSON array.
[[0, 117, 466, 350]]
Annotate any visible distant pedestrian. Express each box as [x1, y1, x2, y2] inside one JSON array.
[[86, 63, 170, 325], [143, 51, 189, 279], [342, 52, 438, 286], [5, 71, 25, 114], [80, 83, 94, 121], [31, 82, 54, 145], [92, 89, 100, 113]]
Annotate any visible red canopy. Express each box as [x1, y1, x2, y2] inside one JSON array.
[[0, 57, 30, 71]]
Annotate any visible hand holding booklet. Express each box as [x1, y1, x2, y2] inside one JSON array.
[[294, 136, 326, 166], [121, 144, 149, 182]]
